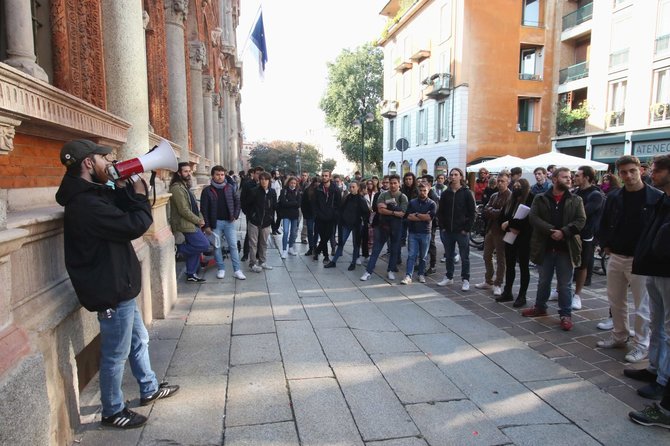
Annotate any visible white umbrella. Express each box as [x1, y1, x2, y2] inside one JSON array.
[[466, 155, 525, 173], [518, 152, 609, 172]]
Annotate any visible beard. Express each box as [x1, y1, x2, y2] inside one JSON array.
[[180, 175, 192, 188], [556, 181, 569, 192]]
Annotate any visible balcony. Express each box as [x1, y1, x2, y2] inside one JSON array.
[[562, 2, 593, 31], [380, 99, 399, 118], [559, 61, 589, 84], [394, 59, 413, 73], [409, 49, 430, 63], [651, 103, 670, 122], [609, 48, 629, 70], [656, 34, 670, 56], [423, 73, 452, 100]]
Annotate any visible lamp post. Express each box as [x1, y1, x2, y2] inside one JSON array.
[[296, 143, 302, 176], [353, 107, 374, 178]]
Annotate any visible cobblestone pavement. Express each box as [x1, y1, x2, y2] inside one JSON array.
[[74, 225, 667, 445]]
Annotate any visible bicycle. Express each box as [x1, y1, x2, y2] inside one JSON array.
[[469, 204, 486, 250]]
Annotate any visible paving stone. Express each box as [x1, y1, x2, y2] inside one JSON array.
[[376, 300, 449, 335], [289, 272, 324, 297], [225, 362, 292, 427], [334, 365, 419, 441], [268, 288, 308, 321], [528, 341, 571, 358], [554, 356, 597, 373], [366, 438, 427, 446], [232, 293, 275, 335], [407, 401, 509, 446], [353, 329, 420, 354], [197, 280, 237, 298], [335, 300, 399, 332], [230, 333, 281, 365], [187, 294, 233, 325], [167, 325, 230, 376], [577, 370, 626, 389], [140, 375, 226, 446], [316, 327, 372, 367], [501, 424, 599, 446], [302, 296, 348, 328], [276, 320, 332, 379], [527, 378, 669, 443], [371, 352, 464, 404], [149, 317, 185, 340], [224, 421, 299, 446], [406, 293, 473, 318], [289, 378, 364, 446]]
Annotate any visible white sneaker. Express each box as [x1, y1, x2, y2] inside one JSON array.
[[400, 275, 412, 285], [454, 253, 461, 264], [571, 294, 582, 310], [597, 318, 614, 330], [475, 282, 492, 290], [356, 258, 362, 265], [387, 271, 396, 281], [461, 280, 470, 291], [233, 270, 246, 280], [281, 250, 288, 259], [216, 269, 225, 279], [261, 263, 273, 270], [437, 276, 454, 286], [360, 272, 371, 281], [418, 275, 426, 283], [624, 346, 648, 363], [493, 285, 502, 296], [289, 246, 298, 256], [549, 289, 559, 301], [251, 264, 263, 273], [440, 256, 447, 263], [597, 337, 628, 349]]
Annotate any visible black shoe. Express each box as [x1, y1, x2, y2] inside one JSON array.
[[624, 368, 658, 383], [512, 296, 527, 308], [348, 263, 356, 271], [322, 256, 330, 264], [186, 274, 205, 283], [101, 406, 147, 429], [241, 254, 248, 262], [638, 382, 665, 400], [301, 239, 308, 244], [140, 382, 180, 406], [397, 258, 402, 265], [305, 249, 313, 256], [324, 261, 336, 268], [425, 267, 436, 276], [495, 292, 513, 303]]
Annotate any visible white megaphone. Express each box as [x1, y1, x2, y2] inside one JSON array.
[[106, 139, 178, 180]]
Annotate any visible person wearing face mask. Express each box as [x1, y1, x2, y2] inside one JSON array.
[[325, 181, 369, 270], [278, 176, 301, 259]]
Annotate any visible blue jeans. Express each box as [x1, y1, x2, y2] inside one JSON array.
[[282, 218, 299, 251], [178, 230, 210, 275], [440, 230, 470, 280], [366, 219, 402, 273], [99, 298, 158, 417], [647, 276, 670, 386], [305, 218, 316, 250], [535, 250, 573, 317], [332, 223, 361, 264], [213, 220, 241, 272], [406, 232, 431, 276]]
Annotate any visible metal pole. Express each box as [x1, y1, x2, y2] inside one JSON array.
[[361, 120, 365, 178]]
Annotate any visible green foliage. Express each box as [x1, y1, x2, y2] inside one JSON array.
[[379, 0, 418, 41], [557, 100, 590, 136], [321, 158, 337, 172], [249, 141, 321, 175], [319, 43, 384, 173]]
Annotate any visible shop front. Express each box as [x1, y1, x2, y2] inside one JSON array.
[[631, 128, 670, 163], [591, 133, 626, 172]]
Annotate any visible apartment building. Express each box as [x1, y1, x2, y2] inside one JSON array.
[[378, 0, 559, 177], [555, 0, 670, 169]]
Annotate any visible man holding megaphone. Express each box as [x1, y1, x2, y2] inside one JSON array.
[[56, 139, 179, 429]]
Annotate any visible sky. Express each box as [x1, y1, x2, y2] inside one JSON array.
[[237, 0, 388, 172]]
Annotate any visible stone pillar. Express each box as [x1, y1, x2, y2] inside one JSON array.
[[202, 75, 214, 165], [164, 0, 189, 151], [231, 88, 241, 171], [2, 0, 48, 82], [101, 0, 150, 158], [218, 107, 226, 169], [189, 41, 207, 175], [212, 94, 221, 166]]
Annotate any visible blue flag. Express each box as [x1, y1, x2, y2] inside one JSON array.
[[250, 11, 268, 74]]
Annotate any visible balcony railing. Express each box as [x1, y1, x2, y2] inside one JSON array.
[[651, 103, 670, 122], [424, 73, 452, 99], [380, 100, 399, 118], [519, 73, 543, 81], [656, 34, 670, 55], [559, 61, 589, 84], [607, 110, 625, 128], [562, 2, 593, 31], [609, 48, 629, 69]]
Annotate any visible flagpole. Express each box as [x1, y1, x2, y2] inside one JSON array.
[[240, 4, 263, 59]]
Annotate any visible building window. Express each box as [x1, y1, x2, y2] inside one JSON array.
[[388, 119, 396, 150], [519, 47, 543, 80], [609, 12, 630, 70], [613, 0, 630, 7], [440, 1, 452, 42], [522, 0, 541, 27], [607, 79, 627, 127], [403, 70, 411, 98], [418, 61, 428, 88], [416, 109, 427, 145], [651, 68, 670, 122], [518, 98, 540, 131], [388, 162, 397, 175], [656, 0, 670, 56], [401, 115, 410, 142], [436, 101, 449, 141]]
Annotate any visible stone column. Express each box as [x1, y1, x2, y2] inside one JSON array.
[[212, 94, 221, 166], [202, 75, 214, 165], [164, 0, 189, 151], [2, 0, 48, 81], [189, 41, 207, 175], [230, 88, 241, 171], [101, 0, 150, 158]]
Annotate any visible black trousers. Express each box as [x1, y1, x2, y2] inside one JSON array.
[[360, 221, 370, 258], [316, 219, 335, 257], [429, 225, 437, 267], [503, 239, 530, 298]]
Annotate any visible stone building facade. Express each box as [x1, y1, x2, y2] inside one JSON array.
[[0, 1, 242, 444]]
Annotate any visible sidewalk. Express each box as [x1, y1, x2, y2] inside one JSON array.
[[74, 228, 667, 445]]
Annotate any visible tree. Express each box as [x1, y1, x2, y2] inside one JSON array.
[[321, 158, 337, 172], [249, 141, 321, 175], [320, 43, 383, 174]]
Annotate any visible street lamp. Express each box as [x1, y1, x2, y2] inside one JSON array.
[[296, 143, 302, 176], [353, 108, 374, 178]]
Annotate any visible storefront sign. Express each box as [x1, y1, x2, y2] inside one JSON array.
[[634, 140, 670, 157], [592, 144, 624, 160]]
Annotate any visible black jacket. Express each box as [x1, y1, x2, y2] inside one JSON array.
[[339, 193, 370, 228], [200, 177, 241, 229], [247, 187, 277, 228], [633, 194, 670, 277], [314, 183, 341, 221], [575, 185, 605, 240], [437, 186, 476, 232], [500, 193, 535, 245], [55, 175, 152, 312], [278, 187, 301, 220], [301, 186, 317, 219], [240, 179, 258, 216]]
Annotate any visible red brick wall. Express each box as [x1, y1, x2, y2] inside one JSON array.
[[0, 134, 65, 189]]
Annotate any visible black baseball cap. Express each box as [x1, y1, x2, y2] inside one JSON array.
[[60, 139, 112, 167]]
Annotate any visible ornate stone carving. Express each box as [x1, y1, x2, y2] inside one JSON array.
[[212, 94, 220, 107], [167, 0, 188, 22], [202, 76, 214, 93], [211, 28, 222, 47], [143, 10, 150, 29], [145, 1, 171, 139], [189, 41, 207, 70], [0, 116, 21, 154]]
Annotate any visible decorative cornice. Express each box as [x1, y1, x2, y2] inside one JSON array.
[[202, 76, 214, 93], [0, 115, 21, 154], [189, 41, 207, 70], [166, 0, 188, 23]]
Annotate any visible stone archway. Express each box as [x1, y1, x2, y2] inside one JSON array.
[[415, 158, 428, 176], [434, 157, 448, 177], [401, 160, 410, 175], [388, 161, 397, 175]]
